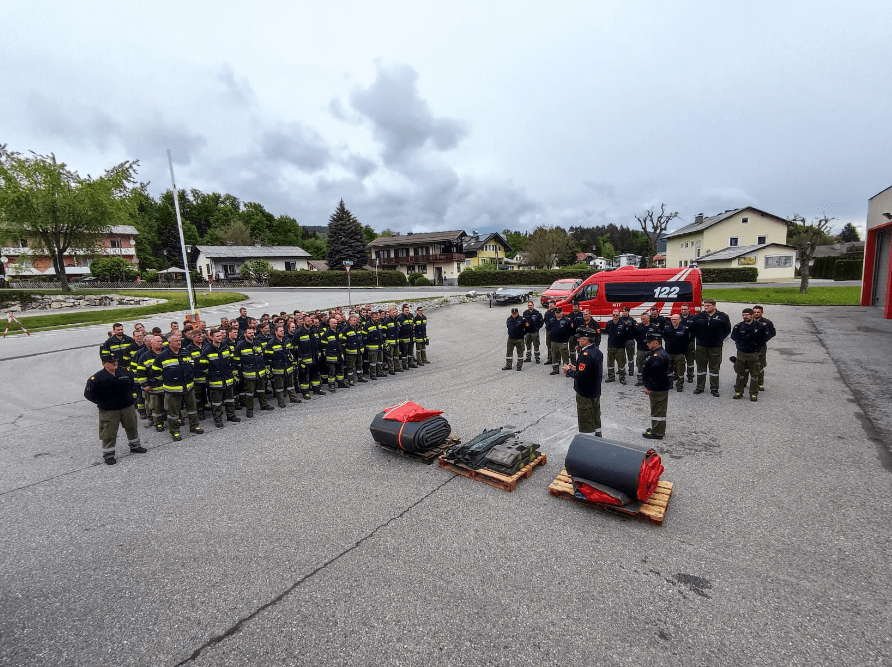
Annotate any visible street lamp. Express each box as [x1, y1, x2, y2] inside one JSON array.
[[344, 260, 353, 308]]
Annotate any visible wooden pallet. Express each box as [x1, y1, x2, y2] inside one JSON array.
[[548, 468, 674, 526], [374, 434, 460, 465], [438, 453, 547, 492]]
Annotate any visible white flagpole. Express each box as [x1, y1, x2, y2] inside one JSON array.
[[166, 150, 197, 319]]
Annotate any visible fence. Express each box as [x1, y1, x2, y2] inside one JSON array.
[[5, 279, 265, 290]]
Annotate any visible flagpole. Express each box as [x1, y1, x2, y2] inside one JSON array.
[[167, 150, 197, 320]]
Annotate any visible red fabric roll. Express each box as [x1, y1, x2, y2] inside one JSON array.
[[382, 400, 444, 423], [637, 452, 664, 501], [576, 483, 623, 506]]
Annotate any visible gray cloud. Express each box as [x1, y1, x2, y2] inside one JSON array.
[[349, 63, 468, 166], [216, 64, 254, 108], [260, 122, 332, 172]]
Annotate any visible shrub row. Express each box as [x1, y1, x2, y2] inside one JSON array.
[[457, 268, 595, 286], [268, 269, 407, 287], [831, 259, 864, 281], [699, 267, 758, 283]]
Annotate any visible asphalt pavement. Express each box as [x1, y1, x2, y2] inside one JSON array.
[[0, 298, 889, 666]]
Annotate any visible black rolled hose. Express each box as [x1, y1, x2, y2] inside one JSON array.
[[369, 412, 452, 453]]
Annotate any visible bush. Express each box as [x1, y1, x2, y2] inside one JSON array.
[[458, 268, 595, 286], [699, 267, 758, 283], [268, 269, 407, 287], [407, 272, 425, 286], [831, 258, 863, 281], [140, 269, 158, 283], [414, 276, 431, 286]]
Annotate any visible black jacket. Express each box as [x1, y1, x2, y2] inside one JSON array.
[[547, 316, 574, 343], [566, 344, 603, 399], [731, 320, 769, 354], [84, 368, 136, 411], [642, 346, 672, 392], [522, 308, 544, 332], [663, 322, 693, 355], [754, 316, 776, 343], [604, 319, 628, 349], [634, 321, 664, 351], [692, 310, 731, 348], [506, 315, 525, 339]]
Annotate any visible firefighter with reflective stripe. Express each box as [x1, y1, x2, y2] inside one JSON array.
[[642, 334, 671, 439], [363, 311, 385, 379], [265, 325, 301, 407], [126, 330, 148, 417], [730, 308, 769, 401], [320, 317, 345, 392], [383, 307, 400, 374], [290, 316, 313, 399], [183, 329, 208, 420], [679, 303, 696, 383], [663, 314, 693, 392], [341, 314, 367, 385], [563, 328, 604, 436], [149, 332, 202, 440], [752, 305, 776, 391], [691, 298, 732, 397], [285, 321, 304, 400], [522, 300, 544, 364], [130, 334, 153, 418], [235, 326, 273, 417], [138, 335, 167, 431], [100, 323, 135, 366], [413, 306, 429, 365], [84, 350, 146, 465], [297, 317, 325, 396], [200, 329, 240, 427], [313, 316, 330, 386], [397, 303, 417, 370]]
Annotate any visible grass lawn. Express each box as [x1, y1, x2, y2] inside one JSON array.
[[704, 285, 861, 306], [5, 290, 247, 334]]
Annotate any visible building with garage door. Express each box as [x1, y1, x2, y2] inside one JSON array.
[[861, 185, 892, 319]]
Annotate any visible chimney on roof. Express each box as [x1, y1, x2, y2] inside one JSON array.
[[254, 240, 262, 247], [695, 213, 704, 224]]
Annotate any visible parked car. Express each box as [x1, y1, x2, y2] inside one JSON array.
[[540, 278, 582, 307], [73, 276, 100, 286], [492, 287, 531, 304]]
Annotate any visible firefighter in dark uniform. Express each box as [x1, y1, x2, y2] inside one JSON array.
[[603, 309, 628, 384], [522, 300, 544, 364], [397, 304, 417, 370], [138, 334, 167, 431], [234, 326, 274, 417], [568, 302, 586, 364], [547, 307, 574, 375], [84, 350, 147, 465], [504, 307, 526, 371], [692, 298, 732, 397], [364, 311, 385, 378], [679, 303, 696, 383], [543, 300, 557, 365], [341, 314, 367, 386], [200, 328, 241, 427], [563, 327, 603, 435], [265, 324, 301, 406], [752, 305, 776, 391], [632, 313, 663, 386], [730, 308, 769, 401], [619, 306, 637, 377], [100, 323, 135, 365], [320, 317, 345, 392], [413, 306, 429, 365], [149, 331, 202, 441], [383, 307, 400, 374], [663, 314, 693, 392], [642, 334, 671, 439]]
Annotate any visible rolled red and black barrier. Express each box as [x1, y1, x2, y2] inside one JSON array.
[[370, 401, 452, 453]]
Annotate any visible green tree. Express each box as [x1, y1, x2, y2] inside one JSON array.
[[240, 202, 275, 243], [362, 224, 379, 244], [219, 219, 252, 246], [595, 236, 616, 260], [89, 256, 139, 281], [788, 214, 835, 294], [326, 199, 367, 269], [156, 189, 199, 269], [838, 222, 861, 243], [268, 214, 304, 245], [525, 226, 576, 268], [301, 235, 328, 259], [0, 145, 139, 291], [502, 229, 529, 258], [239, 259, 274, 282]]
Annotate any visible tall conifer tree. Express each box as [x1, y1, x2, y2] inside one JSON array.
[[326, 199, 367, 269]]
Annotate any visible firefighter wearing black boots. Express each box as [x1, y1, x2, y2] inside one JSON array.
[[292, 315, 316, 399], [397, 304, 416, 370], [84, 351, 147, 465], [149, 332, 202, 441], [679, 303, 696, 383], [504, 307, 526, 371], [384, 306, 400, 374], [138, 334, 167, 431], [413, 306, 429, 365], [730, 308, 769, 401], [235, 326, 274, 417], [620, 306, 637, 378], [568, 302, 586, 364], [522, 300, 544, 364], [363, 310, 385, 378], [265, 324, 301, 407], [342, 314, 367, 386], [200, 329, 241, 428], [603, 309, 628, 385], [632, 313, 663, 386], [547, 308, 574, 375], [183, 328, 208, 420], [320, 317, 345, 392], [663, 314, 693, 392], [543, 301, 557, 365]]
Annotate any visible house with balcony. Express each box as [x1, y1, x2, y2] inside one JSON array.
[[193, 245, 312, 280], [367, 230, 467, 285], [462, 232, 515, 270], [665, 207, 791, 280], [0, 225, 139, 279]]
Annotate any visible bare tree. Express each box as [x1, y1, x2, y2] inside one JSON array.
[[526, 226, 575, 269], [635, 204, 679, 268], [788, 214, 835, 294]]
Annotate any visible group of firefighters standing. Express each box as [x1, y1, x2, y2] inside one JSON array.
[[84, 303, 430, 464], [507, 298, 777, 440]]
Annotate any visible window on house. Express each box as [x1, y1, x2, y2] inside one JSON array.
[[757, 236, 767, 244], [457, 263, 462, 273], [765, 255, 793, 268], [696, 248, 701, 257], [729, 238, 739, 247], [109, 239, 123, 249], [465, 259, 471, 267], [19, 239, 28, 248], [417, 264, 426, 273], [285, 261, 297, 271], [684, 241, 688, 248], [679, 261, 683, 267], [741, 217, 749, 224], [683, 260, 688, 267]]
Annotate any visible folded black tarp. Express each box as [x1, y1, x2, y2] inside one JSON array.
[[443, 429, 514, 469], [370, 411, 451, 453], [483, 441, 541, 475], [565, 433, 664, 510]]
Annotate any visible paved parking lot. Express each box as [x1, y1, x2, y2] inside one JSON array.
[[0, 298, 889, 666]]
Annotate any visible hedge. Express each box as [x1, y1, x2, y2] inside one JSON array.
[[268, 269, 407, 287], [458, 268, 595, 286], [699, 267, 758, 283], [831, 259, 863, 281]]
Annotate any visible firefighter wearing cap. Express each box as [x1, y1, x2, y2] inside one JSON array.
[[504, 307, 526, 371], [84, 350, 147, 465], [642, 334, 671, 439], [563, 328, 603, 435]]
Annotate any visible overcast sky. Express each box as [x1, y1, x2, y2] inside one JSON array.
[[4, 1, 889, 237]]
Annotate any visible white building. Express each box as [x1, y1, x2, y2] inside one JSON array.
[[194, 245, 311, 280]]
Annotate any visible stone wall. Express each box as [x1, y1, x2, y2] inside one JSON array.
[[5, 294, 164, 312]]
